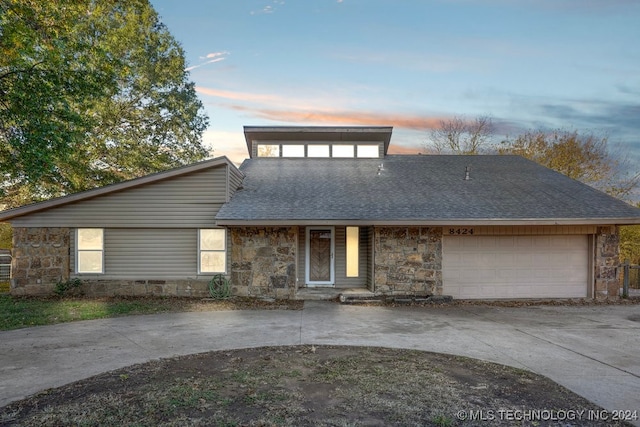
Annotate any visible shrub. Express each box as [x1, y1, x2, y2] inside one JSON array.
[[54, 278, 84, 297]]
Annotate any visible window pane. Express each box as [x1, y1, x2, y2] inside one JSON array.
[[201, 252, 226, 273], [346, 226, 359, 277], [78, 228, 103, 250], [356, 145, 380, 158], [332, 145, 354, 158], [257, 144, 279, 157], [282, 144, 305, 157], [200, 229, 225, 250], [78, 251, 103, 273], [307, 145, 329, 157]]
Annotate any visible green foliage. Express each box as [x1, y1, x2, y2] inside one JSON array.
[[499, 129, 639, 200], [0, 0, 209, 208], [0, 295, 182, 330], [0, 223, 11, 249], [432, 414, 454, 427], [208, 274, 231, 300], [54, 278, 84, 296], [620, 225, 640, 264]]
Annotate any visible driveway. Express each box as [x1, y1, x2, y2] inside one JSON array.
[[1, 302, 639, 423]]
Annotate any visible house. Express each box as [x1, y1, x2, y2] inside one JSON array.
[[1, 126, 639, 300]]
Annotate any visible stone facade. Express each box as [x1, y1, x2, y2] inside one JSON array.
[[230, 227, 298, 299], [374, 227, 443, 296], [79, 279, 210, 297], [594, 226, 620, 299], [7, 224, 624, 300], [11, 227, 70, 295]]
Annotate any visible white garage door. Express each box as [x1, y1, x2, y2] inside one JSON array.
[[443, 235, 589, 299]]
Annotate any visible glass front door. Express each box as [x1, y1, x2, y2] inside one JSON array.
[[306, 228, 334, 286]]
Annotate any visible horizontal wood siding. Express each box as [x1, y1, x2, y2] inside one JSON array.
[[72, 229, 198, 279], [298, 231, 306, 285], [366, 226, 374, 291], [444, 225, 597, 236], [11, 167, 228, 228], [228, 167, 244, 198], [334, 226, 368, 288]]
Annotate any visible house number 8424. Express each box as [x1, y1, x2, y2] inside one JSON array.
[[449, 228, 474, 235]]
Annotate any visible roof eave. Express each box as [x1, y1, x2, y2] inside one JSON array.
[[215, 218, 640, 227], [243, 125, 393, 156]]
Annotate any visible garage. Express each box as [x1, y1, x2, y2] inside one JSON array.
[[443, 235, 589, 299]]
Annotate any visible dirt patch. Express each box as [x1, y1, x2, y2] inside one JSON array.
[[0, 345, 632, 427]]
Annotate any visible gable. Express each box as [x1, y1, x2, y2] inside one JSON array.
[[2, 157, 242, 228]]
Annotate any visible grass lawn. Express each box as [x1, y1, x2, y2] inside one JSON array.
[[0, 295, 302, 331]]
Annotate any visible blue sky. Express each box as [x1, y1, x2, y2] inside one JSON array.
[[150, 0, 640, 164]]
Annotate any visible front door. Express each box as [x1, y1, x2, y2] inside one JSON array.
[[306, 227, 334, 286]]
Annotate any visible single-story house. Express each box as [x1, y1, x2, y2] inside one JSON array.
[[1, 126, 640, 300]]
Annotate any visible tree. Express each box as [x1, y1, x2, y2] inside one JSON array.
[[0, 223, 11, 249], [425, 115, 494, 154], [620, 225, 640, 264], [0, 0, 209, 208], [498, 129, 639, 200]]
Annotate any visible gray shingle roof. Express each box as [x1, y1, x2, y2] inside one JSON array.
[[215, 155, 640, 224]]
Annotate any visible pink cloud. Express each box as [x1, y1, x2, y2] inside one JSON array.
[[196, 87, 282, 103], [245, 107, 445, 131], [387, 144, 424, 155]]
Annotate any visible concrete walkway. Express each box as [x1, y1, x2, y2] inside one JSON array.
[[1, 302, 639, 422]]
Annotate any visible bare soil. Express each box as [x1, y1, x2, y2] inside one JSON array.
[[0, 345, 633, 427]]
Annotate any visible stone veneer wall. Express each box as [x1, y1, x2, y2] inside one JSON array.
[[230, 227, 297, 299], [79, 279, 210, 297], [594, 225, 620, 299], [11, 227, 70, 295], [374, 227, 442, 296]]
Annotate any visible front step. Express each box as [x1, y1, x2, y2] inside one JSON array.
[[338, 289, 383, 304], [295, 287, 372, 301], [339, 293, 453, 305], [294, 287, 452, 304], [294, 288, 342, 301]]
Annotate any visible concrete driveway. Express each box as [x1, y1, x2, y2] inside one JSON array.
[[1, 301, 639, 423]]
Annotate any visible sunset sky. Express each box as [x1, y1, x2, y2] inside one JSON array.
[[150, 0, 640, 164]]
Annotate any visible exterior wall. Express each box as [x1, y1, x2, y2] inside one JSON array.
[[70, 228, 200, 279], [230, 227, 298, 299], [594, 226, 620, 299], [228, 166, 245, 199], [452, 225, 597, 235], [11, 227, 70, 295], [79, 279, 210, 297], [7, 163, 234, 297], [11, 227, 220, 297], [374, 227, 443, 296], [9, 166, 228, 228]]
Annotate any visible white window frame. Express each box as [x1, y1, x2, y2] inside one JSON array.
[[332, 144, 354, 158], [356, 144, 380, 158], [307, 144, 330, 158], [199, 228, 227, 274], [76, 228, 104, 274], [282, 144, 305, 157], [257, 144, 280, 157]]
